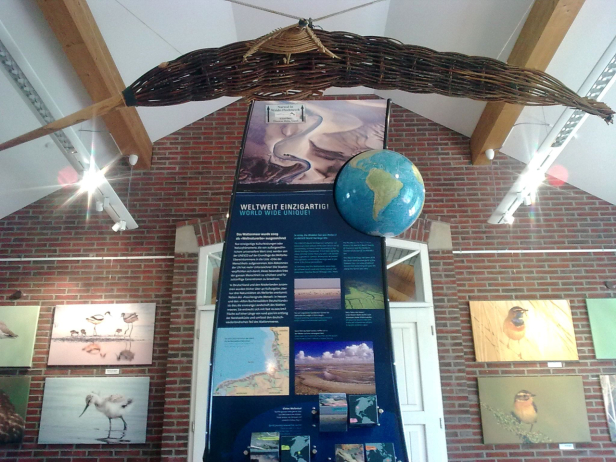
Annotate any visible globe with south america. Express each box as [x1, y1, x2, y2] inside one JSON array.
[[334, 149, 425, 237]]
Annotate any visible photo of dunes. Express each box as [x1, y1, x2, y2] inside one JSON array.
[[294, 341, 376, 395], [294, 278, 341, 311], [344, 279, 384, 310]]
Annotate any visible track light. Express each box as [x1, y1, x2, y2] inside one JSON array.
[[112, 220, 127, 232], [95, 197, 109, 212], [79, 166, 105, 194]]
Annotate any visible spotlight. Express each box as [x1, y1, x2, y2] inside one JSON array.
[[485, 148, 495, 160], [112, 220, 127, 232], [79, 166, 105, 193], [129, 154, 139, 166], [503, 214, 515, 225], [523, 195, 532, 206]]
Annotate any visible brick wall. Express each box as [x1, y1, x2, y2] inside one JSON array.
[[1, 98, 615, 461]]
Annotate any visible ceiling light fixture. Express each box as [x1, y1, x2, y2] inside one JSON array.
[[489, 38, 616, 225], [112, 220, 127, 232], [0, 35, 139, 231], [79, 164, 106, 194]]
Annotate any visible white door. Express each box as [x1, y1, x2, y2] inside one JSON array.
[[189, 244, 223, 462], [386, 238, 448, 462]]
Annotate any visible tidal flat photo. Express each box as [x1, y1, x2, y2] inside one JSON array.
[[600, 375, 616, 442], [240, 100, 387, 186], [38, 377, 149, 444], [294, 341, 376, 395], [0, 305, 40, 368], [469, 300, 578, 362], [478, 376, 591, 444], [0, 376, 30, 444], [344, 280, 384, 310], [294, 278, 341, 311], [48, 303, 156, 366]]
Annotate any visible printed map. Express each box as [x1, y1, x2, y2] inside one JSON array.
[[212, 327, 289, 396]]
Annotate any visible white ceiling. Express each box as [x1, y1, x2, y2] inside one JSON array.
[[0, 0, 614, 220]]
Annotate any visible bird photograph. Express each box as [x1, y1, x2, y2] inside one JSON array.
[[86, 311, 112, 336], [79, 392, 133, 434], [511, 390, 538, 431], [470, 300, 579, 362], [478, 376, 591, 444], [47, 304, 156, 366], [0, 321, 18, 339], [120, 312, 139, 337], [38, 377, 149, 444], [0, 306, 40, 368], [502, 306, 528, 359], [0, 377, 30, 445]]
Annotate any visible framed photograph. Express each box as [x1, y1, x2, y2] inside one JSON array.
[[48, 303, 156, 366], [38, 376, 149, 444], [469, 300, 578, 362], [587, 299, 616, 359], [0, 306, 40, 368], [0, 376, 30, 444], [478, 376, 591, 444], [600, 375, 616, 442]]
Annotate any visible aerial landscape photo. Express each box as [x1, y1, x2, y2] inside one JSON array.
[[344, 279, 385, 310], [294, 341, 376, 395], [294, 278, 341, 311]]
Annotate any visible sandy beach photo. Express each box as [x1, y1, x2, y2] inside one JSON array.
[[294, 341, 376, 395]]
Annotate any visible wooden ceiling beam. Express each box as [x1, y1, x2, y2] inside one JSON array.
[[470, 0, 584, 165], [37, 0, 152, 169]]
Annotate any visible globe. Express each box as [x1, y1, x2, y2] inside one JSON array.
[[334, 149, 425, 237]]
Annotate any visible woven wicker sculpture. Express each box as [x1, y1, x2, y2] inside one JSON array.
[[0, 21, 613, 152]]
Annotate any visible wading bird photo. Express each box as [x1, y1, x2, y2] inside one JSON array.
[[38, 377, 149, 444], [48, 304, 155, 366]]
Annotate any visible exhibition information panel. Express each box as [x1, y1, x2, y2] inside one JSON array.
[[205, 100, 408, 462]]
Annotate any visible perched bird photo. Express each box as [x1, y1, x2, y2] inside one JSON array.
[[503, 306, 528, 357], [512, 390, 538, 432]]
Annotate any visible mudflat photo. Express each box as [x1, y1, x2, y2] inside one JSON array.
[[294, 278, 341, 311], [294, 341, 376, 395]]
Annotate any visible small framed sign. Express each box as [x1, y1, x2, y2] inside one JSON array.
[[266, 104, 305, 123]]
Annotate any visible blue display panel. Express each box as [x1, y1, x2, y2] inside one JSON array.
[[204, 100, 407, 462]]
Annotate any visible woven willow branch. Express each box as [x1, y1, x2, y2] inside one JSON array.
[[0, 25, 612, 153], [126, 28, 613, 123]]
